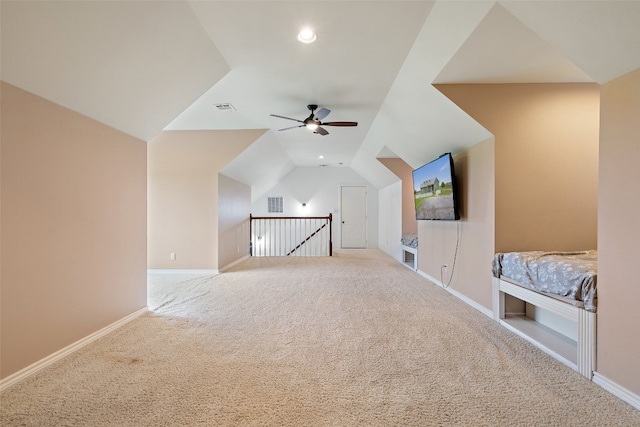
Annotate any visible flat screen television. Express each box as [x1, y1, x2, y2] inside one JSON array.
[[412, 153, 460, 220]]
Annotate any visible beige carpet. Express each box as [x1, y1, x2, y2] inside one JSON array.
[[2, 249, 639, 426]]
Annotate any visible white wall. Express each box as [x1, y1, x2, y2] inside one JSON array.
[[251, 166, 379, 249], [218, 173, 251, 269], [378, 180, 403, 260]]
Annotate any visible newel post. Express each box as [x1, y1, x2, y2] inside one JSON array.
[[329, 213, 333, 256], [249, 213, 253, 256]]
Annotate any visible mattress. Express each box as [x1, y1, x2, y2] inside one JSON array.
[[492, 250, 597, 313]]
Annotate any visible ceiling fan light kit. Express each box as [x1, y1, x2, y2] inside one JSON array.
[[270, 104, 358, 136]]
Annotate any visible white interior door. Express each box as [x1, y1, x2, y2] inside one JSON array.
[[341, 185, 367, 248]]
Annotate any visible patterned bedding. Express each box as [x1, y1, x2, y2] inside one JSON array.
[[401, 234, 418, 248], [492, 250, 597, 313]]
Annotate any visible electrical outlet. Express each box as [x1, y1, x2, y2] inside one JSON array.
[[170, 253, 176, 261]]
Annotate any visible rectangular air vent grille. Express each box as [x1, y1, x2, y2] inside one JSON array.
[[215, 103, 236, 112], [267, 197, 283, 213]]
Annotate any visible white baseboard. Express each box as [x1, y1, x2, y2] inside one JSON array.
[[416, 268, 494, 318], [147, 269, 218, 275], [409, 261, 640, 410], [0, 307, 148, 392], [593, 372, 640, 410]]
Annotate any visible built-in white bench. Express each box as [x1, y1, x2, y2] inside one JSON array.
[[401, 245, 417, 271], [492, 277, 596, 379]]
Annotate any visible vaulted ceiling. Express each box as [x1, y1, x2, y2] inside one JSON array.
[[2, 1, 639, 200]]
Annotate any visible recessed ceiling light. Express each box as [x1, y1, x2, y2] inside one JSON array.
[[318, 155, 325, 159], [297, 28, 317, 44]]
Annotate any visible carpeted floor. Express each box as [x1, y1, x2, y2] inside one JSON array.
[[1, 249, 639, 426]]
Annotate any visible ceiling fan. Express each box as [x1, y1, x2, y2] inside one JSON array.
[[270, 104, 358, 136]]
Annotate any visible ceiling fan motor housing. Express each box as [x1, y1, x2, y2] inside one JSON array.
[[304, 105, 320, 127]]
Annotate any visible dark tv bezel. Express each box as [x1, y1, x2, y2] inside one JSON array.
[[412, 153, 460, 221]]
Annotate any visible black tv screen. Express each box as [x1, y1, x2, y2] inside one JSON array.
[[412, 153, 460, 220]]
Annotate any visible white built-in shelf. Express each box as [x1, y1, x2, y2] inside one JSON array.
[[493, 277, 595, 378], [502, 315, 577, 366], [401, 245, 417, 271]]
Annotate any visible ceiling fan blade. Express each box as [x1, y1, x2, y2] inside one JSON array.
[[322, 121, 358, 127], [278, 124, 306, 131], [270, 114, 304, 123], [314, 126, 329, 136], [314, 107, 331, 120]]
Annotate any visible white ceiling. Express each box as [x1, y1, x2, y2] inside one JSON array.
[[2, 1, 639, 199], [0, 1, 229, 142]]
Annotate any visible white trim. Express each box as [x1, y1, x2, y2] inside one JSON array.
[[493, 277, 595, 379], [219, 255, 249, 272], [593, 372, 640, 410], [401, 245, 417, 271], [499, 279, 578, 321], [0, 307, 148, 392], [417, 268, 493, 318], [147, 269, 218, 275], [411, 262, 638, 409]]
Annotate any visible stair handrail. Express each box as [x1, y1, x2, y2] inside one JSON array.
[[286, 222, 328, 256]]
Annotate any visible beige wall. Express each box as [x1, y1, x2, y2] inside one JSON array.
[[377, 157, 417, 236], [1, 82, 147, 379], [598, 68, 640, 396], [418, 139, 495, 310], [434, 81, 640, 397], [436, 83, 599, 253], [147, 130, 261, 270], [218, 173, 251, 269]]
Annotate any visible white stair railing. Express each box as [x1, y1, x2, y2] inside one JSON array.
[[249, 214, 333, 257]]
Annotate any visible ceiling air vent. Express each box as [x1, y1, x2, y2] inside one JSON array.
[[215, 103, 236, 112]]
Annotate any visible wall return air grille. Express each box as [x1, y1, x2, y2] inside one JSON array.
[[267, 197, 283, 213]]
